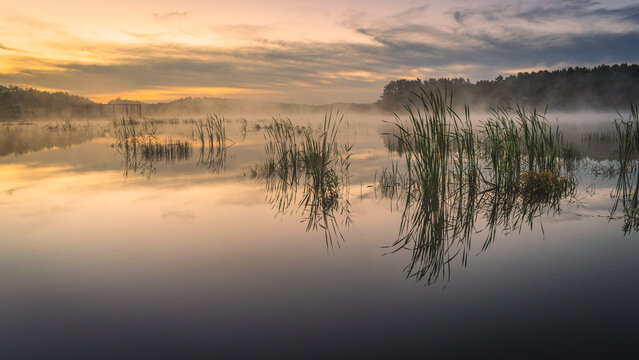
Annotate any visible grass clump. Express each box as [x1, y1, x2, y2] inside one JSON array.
[[192, 114, 233, 173], [0, 121, 95, 157], [382, 86, 577, 284], [194, 114, 231, 148], [481, 105, 564, 189], [611, 104, 639, 233], [518, 170, 574, 202], [112, 117, 192, 179], [250, 111, 352, 250], [384, 87, 480, 283], [613, 104, 639, 172]]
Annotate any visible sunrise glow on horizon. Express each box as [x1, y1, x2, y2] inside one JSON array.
[[2, 0, 639, 103]]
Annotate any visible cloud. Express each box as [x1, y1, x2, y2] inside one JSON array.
[[0, 42, 14, 51], [152, 11, 188, 21], [1, 1, 638, 103]]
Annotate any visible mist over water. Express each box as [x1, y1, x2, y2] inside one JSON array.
[[1, 105, 638, 358], [3, 0, 639, 356]]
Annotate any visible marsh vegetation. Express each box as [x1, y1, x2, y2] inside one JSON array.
[[378, 88, 579, 283], [250, 113, 352, 249], [0, 119, 96, 156], [3, 90, 637, 286], [611, 105, 639, 233], [112, 117, 192, 178], [193, 114, 233, 173]]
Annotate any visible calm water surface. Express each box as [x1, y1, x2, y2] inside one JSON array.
[[1, 114, 638, 358]]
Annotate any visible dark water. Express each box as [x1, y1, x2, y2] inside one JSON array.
[[1, 115, 638, 358]]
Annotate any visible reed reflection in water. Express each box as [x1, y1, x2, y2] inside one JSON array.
[[250, 112, 352, 250], [611, 104, 639, 233], [379, 88, 577, 284]]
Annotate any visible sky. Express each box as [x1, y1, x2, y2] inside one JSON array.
[[1, 0, 638, 104]]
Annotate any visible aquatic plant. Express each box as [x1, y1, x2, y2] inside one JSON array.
[[0, 121, 96, 157], [384, 87, 480, 283], [374, 161, 404, 201], [613, 104, 639, 173], [194, 114, 232, 148], [43, 119, 76, 132], [250, 112, 352, 250], [112, 117, 192, 179], [192, 114, 233, 173], [611, 104, 639, 233], [380, 87, 577, 284]]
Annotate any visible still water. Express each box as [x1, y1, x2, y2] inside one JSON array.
[[1, 113, 638, 358]]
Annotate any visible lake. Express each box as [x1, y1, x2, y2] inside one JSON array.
[[1, 110, 638, 358]]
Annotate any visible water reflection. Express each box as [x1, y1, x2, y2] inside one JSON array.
[[379, 91, 578, 284], [611, 167, 639, 233], [609, 105, 639, 234], [377, 164, 576, 284], [112, 119, 192, 179], [250, 115, 352, 249], [196, 144, 228, 173], [194, 115, 233, 173], [0, 120, 97, 157]]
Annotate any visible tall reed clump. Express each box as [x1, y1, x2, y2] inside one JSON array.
[[251, 112, 352, 250], [112, 117, 192, 178], [613, 104, 639, 173], [112, 117, 158, 155], [611, 104, 639, 233], [194, 114, 232, 149], [481, 105, 564, 192], [138, 139, 191, 162], [263, 118, 301, 180], [386, 87, 480, 283], [482, 107, 522, 189], [383, 87, 575, 284], [194, 114, 233, 172], [298, 112, 353, 237]]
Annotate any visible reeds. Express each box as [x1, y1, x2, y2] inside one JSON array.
[[250, 111, 352, 250], [112, 117, 192, 179], [193, 114, 233, 173], [194, 114, 231, 148], [374, 161, 404, 201], [381, 87, 576, 284], [1, 120, 95, 157], [613, 104, 639, 172], [137, 139, 191, 162], [299, 112, 353, 242], [384, 87, 480, 283], [44, 119, 76, 132], [480, 105, 564, 189], [611, 104, 639, 233]]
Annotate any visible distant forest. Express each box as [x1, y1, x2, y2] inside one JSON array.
[[379, 64, 639, 112], [2, 64, 638, 119], [0, 85, 93, 116]]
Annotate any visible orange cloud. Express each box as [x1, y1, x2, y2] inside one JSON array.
[[86, 86, 283, 103]]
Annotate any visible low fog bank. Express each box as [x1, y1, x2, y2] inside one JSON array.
[[0, 85, 384, 121], [138, 98, 382, 118]]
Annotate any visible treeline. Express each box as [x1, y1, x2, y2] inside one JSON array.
[[0, 85, 376, 119], [379, 64, 639, 111], [108, 97, 142, 105], [0, 85, 94, 118]]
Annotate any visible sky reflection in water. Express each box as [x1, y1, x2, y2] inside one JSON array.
[[1, 114, 638, 358]]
